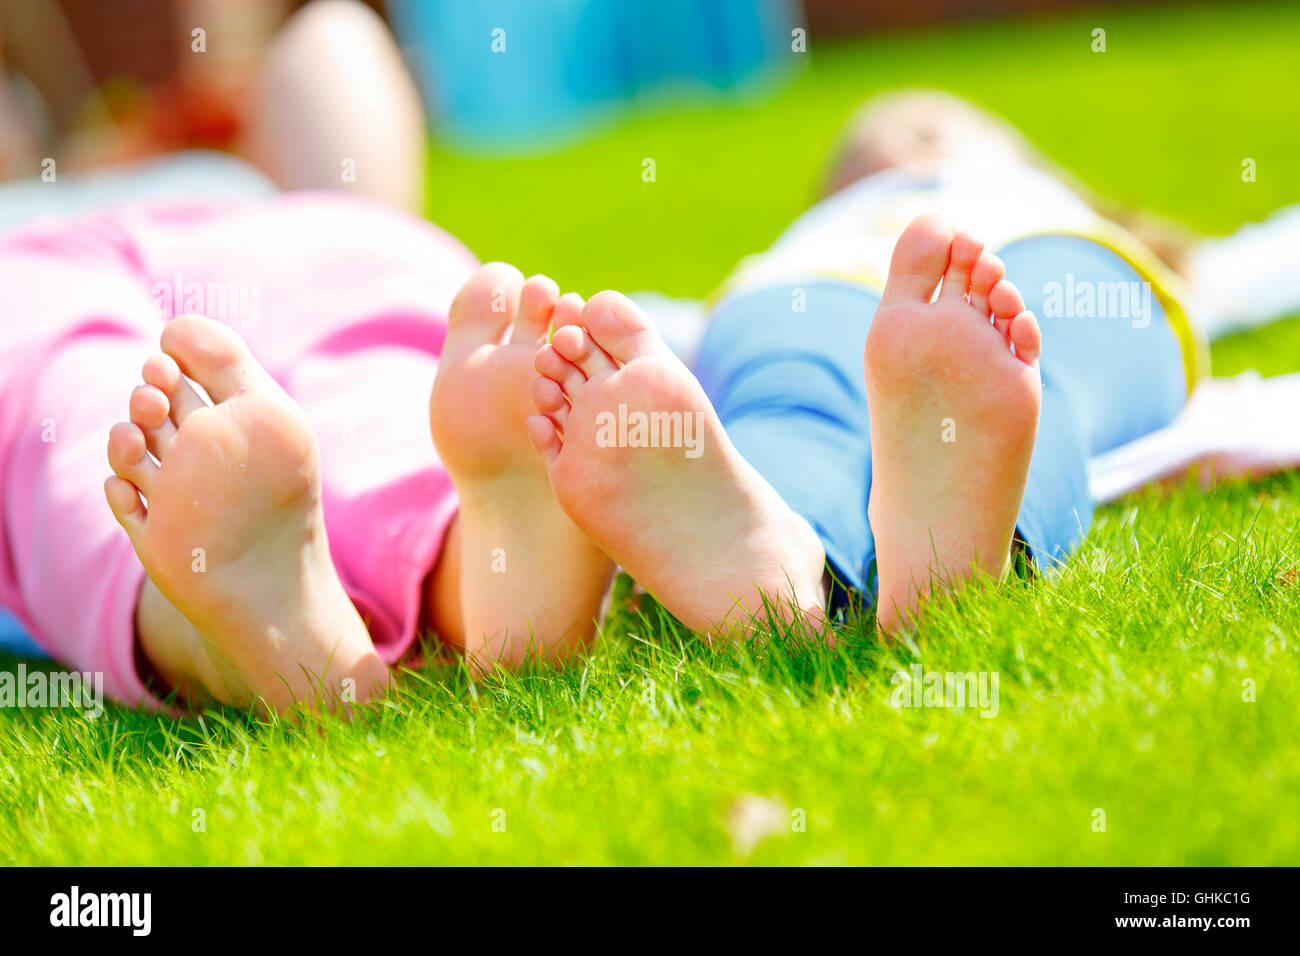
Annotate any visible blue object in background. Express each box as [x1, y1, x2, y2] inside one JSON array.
[[620, 0, 797, 96], [389, 0, 800, 149], [0, 609, 44, 658], [390, 0, 624, 147], [0, 150, 276, 236]]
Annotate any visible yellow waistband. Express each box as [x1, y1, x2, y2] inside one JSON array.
[[708, 227, 1205, 396]]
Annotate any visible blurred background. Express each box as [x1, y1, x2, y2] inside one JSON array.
[[1, 0, 1296, 296], [2, 1, 1299, 657], [10, 0, 1286, 168], [0, 0, 1208, 161]]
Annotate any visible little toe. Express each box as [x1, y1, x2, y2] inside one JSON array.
[[103, 475, 147, 540], [107, 422, 159, 497], [581, 291, 658, 364], [531, 375, 570, 431], [160, 315, 265, 404], [447, 262, 523, 349], [142, 353, 206, 424], [939, 230, 984, 301], [526, 414, 563, 466], [969, 253, 1006, 316], [551, 324, 618, 381], [129, 384, 178, 459], [880, 214, 955, 308], [534, 343, 586, 400], [531, 374, 569, 420], [509, 274, 560, 344], [1009, 311, 1043, 366]]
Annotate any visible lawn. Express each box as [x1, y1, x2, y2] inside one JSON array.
[[2, 0, 1299, 866]]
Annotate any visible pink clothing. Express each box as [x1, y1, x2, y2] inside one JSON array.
[[0, 193, 478, 706]]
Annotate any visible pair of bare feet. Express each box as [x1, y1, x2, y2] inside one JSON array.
[[104, 215, 1041, 713]]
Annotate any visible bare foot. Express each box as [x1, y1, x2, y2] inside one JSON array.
[[104, 315, 388, 711], [527, 291, 827, 638], [864, 215, 1043, 632], [430, 263, 615, 669]]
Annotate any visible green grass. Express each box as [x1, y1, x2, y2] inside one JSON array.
[[3, 1, 1300, 866]]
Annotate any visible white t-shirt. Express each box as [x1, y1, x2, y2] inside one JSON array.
[[726, 160, 1103, 296]]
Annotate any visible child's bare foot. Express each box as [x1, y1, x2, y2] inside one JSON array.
[[104, 315, 387, 711], [527, 291, 827, 637], [430, 263, 615, 669], [864, 215, 1042, 632]]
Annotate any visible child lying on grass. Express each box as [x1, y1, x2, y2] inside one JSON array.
[[0, 93, 1251, 714]]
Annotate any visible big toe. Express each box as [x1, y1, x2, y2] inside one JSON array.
[[881, 214, 956, 308], [447, 261, 523, 349], [581, 291, 659, 365], [160, 315, 265, 403]]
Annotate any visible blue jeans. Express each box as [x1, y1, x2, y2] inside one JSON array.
[[693, 235, 1190, 608]]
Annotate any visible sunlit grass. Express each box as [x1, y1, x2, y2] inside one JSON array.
[[2, 0, 1298, 865]]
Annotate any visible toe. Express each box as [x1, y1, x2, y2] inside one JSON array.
[[534, 344, 586, 400], [447, 262, 523, 349], [969, 253, 1005, 316], [1009, 311, 1042, 366], [531, 375, 570, 433], [880, 214, 955, 308], [129, 384, 178, 459], [939, 230, 984, 301], [989, 278, 1026, 339], [549, 292, 584, 337], [508, 274, 559, 344], [989, 278, 1025, 319], [103, 475, 147, 540], [129, 384, 170, 429], [142, 353, 207, 424], [551, 324, 618, 381], [531, 374, 569, 422], [160, 315, 263, 403], [581, 291, 658, 364], [107, 422, 159, 497], [531, 379, 570, 432], [526, 414, 563, 466]]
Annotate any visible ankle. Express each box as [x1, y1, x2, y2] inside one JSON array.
[[134, 581, 216, 705]]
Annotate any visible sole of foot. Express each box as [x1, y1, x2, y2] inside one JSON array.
[[105, 314, 387, 712], [864, 214, 1043, 633], [527, 290, 828, 639], [430, 263, 615, 671]]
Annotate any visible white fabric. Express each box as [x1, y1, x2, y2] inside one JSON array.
[[727, 160, 1101, 297], [1088, 371, 1300, 502], [1183, 204, 1300, 340]]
